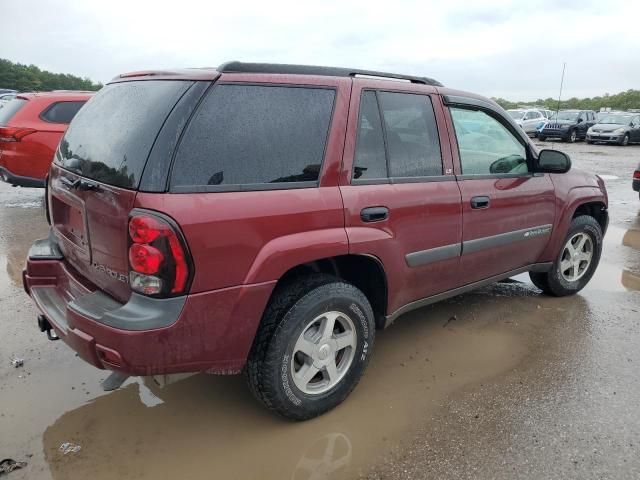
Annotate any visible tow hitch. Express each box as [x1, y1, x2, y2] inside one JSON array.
[[37, 315, 60, 341]]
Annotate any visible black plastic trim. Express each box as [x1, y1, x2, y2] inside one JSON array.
[[463, 224, 553, 255], [171, 180, 319, 193], [351, 178, 390, 185], [405, 243, 461, 267], [139, 81, 210, 192], [385, 262, 553, 325], [28, 232, 63, 260], [0, 166, 45, 188], [391, 175, 455, 184], [351, 175, 457, 186], [69, 290, 186, 330], [457, 173, 535, 181], [218, 61, 443, 86]]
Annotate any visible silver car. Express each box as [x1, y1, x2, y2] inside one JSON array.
[[507, 108, 547, 134]]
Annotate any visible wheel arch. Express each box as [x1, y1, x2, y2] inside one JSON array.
[[540, 189, 607, 262], [267, 254, 389, 330]]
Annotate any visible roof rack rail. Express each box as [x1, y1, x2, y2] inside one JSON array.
[[217, 61, 443, 87]]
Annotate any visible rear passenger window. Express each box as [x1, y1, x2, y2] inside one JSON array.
[[172, 85, 335, 190], [353, 91, 387, 180], [40, 101, 86, 124], [378, 92, 442, 177]]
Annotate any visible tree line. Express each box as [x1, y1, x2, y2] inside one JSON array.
[[493, 89, 640, 112], [1, 56, 638, 110], [0, 58, 102, 92]]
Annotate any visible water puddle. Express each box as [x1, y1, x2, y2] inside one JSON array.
[[38, 285, 546, 480]]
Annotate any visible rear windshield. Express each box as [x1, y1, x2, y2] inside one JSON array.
[[0, 98, 28, 125], [55, 80, 192, 189]]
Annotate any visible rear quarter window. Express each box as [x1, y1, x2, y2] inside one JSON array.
[[171, 84, 335, 191], [0, 98, 28, 125], [40, 101, 87, 124]]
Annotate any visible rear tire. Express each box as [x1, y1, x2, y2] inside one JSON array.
[[529, 215, 603, 296], [245, 274, 375, 420]]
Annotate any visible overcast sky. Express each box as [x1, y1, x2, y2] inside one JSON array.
[[1, 0, 637, 100]]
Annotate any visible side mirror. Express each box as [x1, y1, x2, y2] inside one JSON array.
[[537, 149, 571, 174], [577, 118, 584, 123]]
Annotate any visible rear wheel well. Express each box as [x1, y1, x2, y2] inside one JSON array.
[[572, 201, 607, 232], [275, 255, 388, 329]]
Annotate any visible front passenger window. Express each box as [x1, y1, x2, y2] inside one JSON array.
[[450, 107, 528, 175]]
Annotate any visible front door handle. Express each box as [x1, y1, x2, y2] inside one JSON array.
[[470, 196, 490, 209], [361, 206, 389, 223]]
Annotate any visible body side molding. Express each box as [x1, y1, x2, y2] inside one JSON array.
[[404, 224, 552, 268], [463, 224, 553, 255], [405, 243, 461, 267]]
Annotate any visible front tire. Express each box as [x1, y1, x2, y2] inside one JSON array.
[[245, 275, 375, 420], [529, 215, 603, 296], [538, 135, 547, 141], [619, 133, 630, 146], [567, 129, 577, 143]]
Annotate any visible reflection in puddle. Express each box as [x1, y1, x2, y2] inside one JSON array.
[[580, 223, 640, 293], [292, 433, 352, 480], [0, 203, 49, 288]]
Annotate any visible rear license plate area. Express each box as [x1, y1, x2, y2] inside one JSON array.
[[51, 195, 89, 253]]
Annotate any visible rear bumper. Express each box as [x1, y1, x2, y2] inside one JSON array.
[[24, 234, 276, 376], [0, 166, 45, 188]]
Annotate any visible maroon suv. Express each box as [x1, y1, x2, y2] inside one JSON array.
[[24, 62, 608, 420]]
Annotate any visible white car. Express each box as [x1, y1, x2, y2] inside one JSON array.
[[0, 92, 16, 108], [507, 108, 547, 134]]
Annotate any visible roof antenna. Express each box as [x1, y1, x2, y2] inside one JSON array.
[[556, 62, 566, 117], [551, 62, 566, 151]]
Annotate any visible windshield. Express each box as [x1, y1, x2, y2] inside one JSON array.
[[598, 114, 632, 125], [551, 111, 579, 121], [507, 110, 523, 120]]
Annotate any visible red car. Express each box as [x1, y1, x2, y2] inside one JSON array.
[[23, 63, 608, 419], [0, 91, 93, 187]]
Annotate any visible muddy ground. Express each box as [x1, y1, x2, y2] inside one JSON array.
[[0, 141, 639, 480]]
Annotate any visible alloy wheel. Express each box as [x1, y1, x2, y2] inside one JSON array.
[[290, 311, 357, 395], [560, 232, 593, 282]]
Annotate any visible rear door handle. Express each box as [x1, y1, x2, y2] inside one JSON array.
[[470, 196, 490, 209], [361, 206, 389, 223]]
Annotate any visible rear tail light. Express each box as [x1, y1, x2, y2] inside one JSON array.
[[0, 127, 36, 142], [634, 170, 640, 180], [127, 211, 192, 297]]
